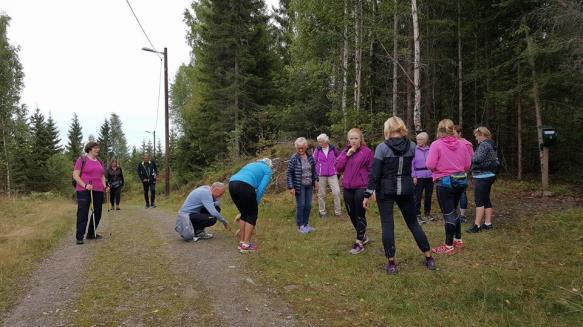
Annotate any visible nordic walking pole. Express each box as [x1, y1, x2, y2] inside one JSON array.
[[90, 188, 96, 239]]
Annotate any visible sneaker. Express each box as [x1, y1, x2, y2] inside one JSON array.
[[453, 239, 465, 248], [305, 225, 316, 233], [349, 242, 365, 255], [428, 215, 438, 222], [384, 262, 398, 275], [425, 257, 436, 270], [362, 235, 370, 245], [298, 226, 309, 234], [481, 223, 493, 230], [239, 243, 257, 253], [76, 239, 84, 245], [432, 244, 457, 255], [417, 215, 426, 225], [116, 207, 121, 211], [145, 205, 150, 209], [151, 204, 156, 208], [334, 212, 342, 217], [459, 215, 467, 223], [237, 242, 244, 250], [466, 224, 481, 233], [86, 234, 103, 240], [319, 212, 327, 219], [195, 230, 214, 239]]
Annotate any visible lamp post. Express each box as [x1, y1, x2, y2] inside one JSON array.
[[145, 130, 155, 160], [142, 47, 170, 196]]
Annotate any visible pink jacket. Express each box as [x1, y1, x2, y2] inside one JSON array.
[[426, 136, 472, 181]]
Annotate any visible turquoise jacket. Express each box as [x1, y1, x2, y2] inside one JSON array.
[[230, 162, 273, 203]]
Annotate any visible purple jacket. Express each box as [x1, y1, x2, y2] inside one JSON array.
[[313, 145, 340, 177], [411, 145, 432, 178], [335, 145, 373, 189]]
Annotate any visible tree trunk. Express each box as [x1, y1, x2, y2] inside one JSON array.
[[411, 0, 421, 132], [392, 0, 399, 116], [517, 64, 523, 181], [233, 55, 240, 161], [457, 0, 463, 127], [341, 0, 349, 132], [354, 0, 363, 112], [406, 56, 413, 128], [525, 22, 548, 193]]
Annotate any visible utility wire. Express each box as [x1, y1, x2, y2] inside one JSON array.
[[124, 0, 161, 58]]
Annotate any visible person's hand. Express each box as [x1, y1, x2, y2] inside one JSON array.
[[85, 184, 94, 191], [347, 147, 356, 156], [223, 222, 232, 231], [413, 177, 418, 185], [289, 188, 295, 196], [105, 186, 111, 192], [363, 197, 370, 210], [314, 183, 319, 192], [143, 179, 149, 183]]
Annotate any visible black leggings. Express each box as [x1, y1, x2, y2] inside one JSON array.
[[76, 190, 103, 240], [109, 187, 121, 206], [414, 177, 433, 215], [436, 185, 464, 246], [229, 181, 258, 226], [189, 206, 219, 234], [474, 177, 495, 208], [343, 188, 367, 241], [377, 194, 431, 258], [143, 182, 156, 206]]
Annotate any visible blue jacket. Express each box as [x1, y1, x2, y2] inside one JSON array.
[[179, 185, 227, 224], [230, 162, 273, 203], [287, 153, 318, 192]]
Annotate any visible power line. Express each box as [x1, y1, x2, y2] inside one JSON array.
[[124, 0, 161, 57]]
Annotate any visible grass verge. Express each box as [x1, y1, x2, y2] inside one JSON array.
[[0, 195, 73, 313]]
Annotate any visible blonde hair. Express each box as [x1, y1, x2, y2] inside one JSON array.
[[383, 116, 409, 139], [436, 119, 456, 138], [347, 128, 366, 146], [294, 137, 308, 149], [473, 126, 492, 139]]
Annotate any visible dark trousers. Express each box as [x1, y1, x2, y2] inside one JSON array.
[[474, 177, 495, 208], [76, 190, 104, 240], [436, 185, 464, 246], [143, 182, 156, 206], [460, 191, 468, 210], [109, 186, 121, 206], [189, 206, 219, 234], [295, 185, 313, 227], [377, 194, 431, 258], [414, 178, 434, 216], [343, 188, 367, 241]]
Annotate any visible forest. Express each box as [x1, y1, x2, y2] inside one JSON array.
[[1, 0, 582, 195]]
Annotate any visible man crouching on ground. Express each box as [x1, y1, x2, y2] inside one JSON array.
[[177, 182, 231, 241]]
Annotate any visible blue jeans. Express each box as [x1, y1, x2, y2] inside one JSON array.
[[295, 185, 313, 227]]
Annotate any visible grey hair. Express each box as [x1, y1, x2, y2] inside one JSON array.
[[257, 158, 273, 168], [211, 182, 225, 190], [316, 133, 329, 142], [416, 132, 429, 140], [294, 137, 308, 148]]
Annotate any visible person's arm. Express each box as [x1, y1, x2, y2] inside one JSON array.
[[335, 149, 348, 174], [120, 168, 125, 187], [365, 145, 385, 199], [72, 158, 90, 190], [152, 161, 158, 177], [201, 193, 228, 225], [256, 167, 273, 203], [137, 163, 144, 181], [426, 144, 439, 171], [287, 157, 294, 190], [472, 142, 489, 165], [311, 156, 319, 187]]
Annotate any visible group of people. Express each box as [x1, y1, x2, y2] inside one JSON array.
[[72, 115, 498, 275], [71, 144, 158, 245], [176, 115, 499, 275]]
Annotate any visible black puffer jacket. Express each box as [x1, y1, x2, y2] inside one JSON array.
[[365, 138, 416, 198]]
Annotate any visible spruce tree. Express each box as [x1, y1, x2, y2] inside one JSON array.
[[29, 108, 52, 191], [9, 104, 31, 192], [97, 118, 111, 163], [46, 113, 63, 155], [65, 113, 83, 162], [109, 113, 128, 163]]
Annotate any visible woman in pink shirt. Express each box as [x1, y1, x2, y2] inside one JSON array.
[[72, 141, 109, 244], [426, 119, 472, 255]]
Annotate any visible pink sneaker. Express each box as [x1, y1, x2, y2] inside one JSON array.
[[453, 239, 465, 248], [432, 244, 457, 255], [239, 243, 257, 253]]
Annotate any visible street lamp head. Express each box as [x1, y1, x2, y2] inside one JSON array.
[[142, 47, 159, 53]]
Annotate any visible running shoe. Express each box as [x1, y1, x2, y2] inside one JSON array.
[[298, 226, 308, 234], [350, 242, 365, 255], [362, 235, 370, 245], [76, 239, 84, 245], [195, 230, 214, 239], [481, 223, 493, 230], [453, 239, 465, 248], [305, 225, 316, 232], [417, 214, 426, 225], [319, 212, 327, 219], [86, 234, 103, 240], [385, 262, 398, 275], [151, 204, 156, 208], [239, 243, 257, 253], [459, 215, 467, 223], [432, 244, 457, 255], [466, 224, 481, 233], [425, 257, 436, 270]]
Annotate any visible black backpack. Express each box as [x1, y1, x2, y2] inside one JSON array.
[[71, 156, 87, 188]]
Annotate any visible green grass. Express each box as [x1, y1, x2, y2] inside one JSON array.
[[0, 195, 73, 313], [240, 191, 582, 326]]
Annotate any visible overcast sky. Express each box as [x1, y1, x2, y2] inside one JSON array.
[[2, 0, 279, 150]]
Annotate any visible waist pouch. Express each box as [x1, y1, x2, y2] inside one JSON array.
[[440, 173, 468, 190]]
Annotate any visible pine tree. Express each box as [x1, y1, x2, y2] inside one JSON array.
[[9, 104, 31, 192], [46, 113, 63, 155], [65, 113, 83, 162], [97, 118, 111, 163], [109, 113, 128, 163], [29, 108, 52, 191]]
